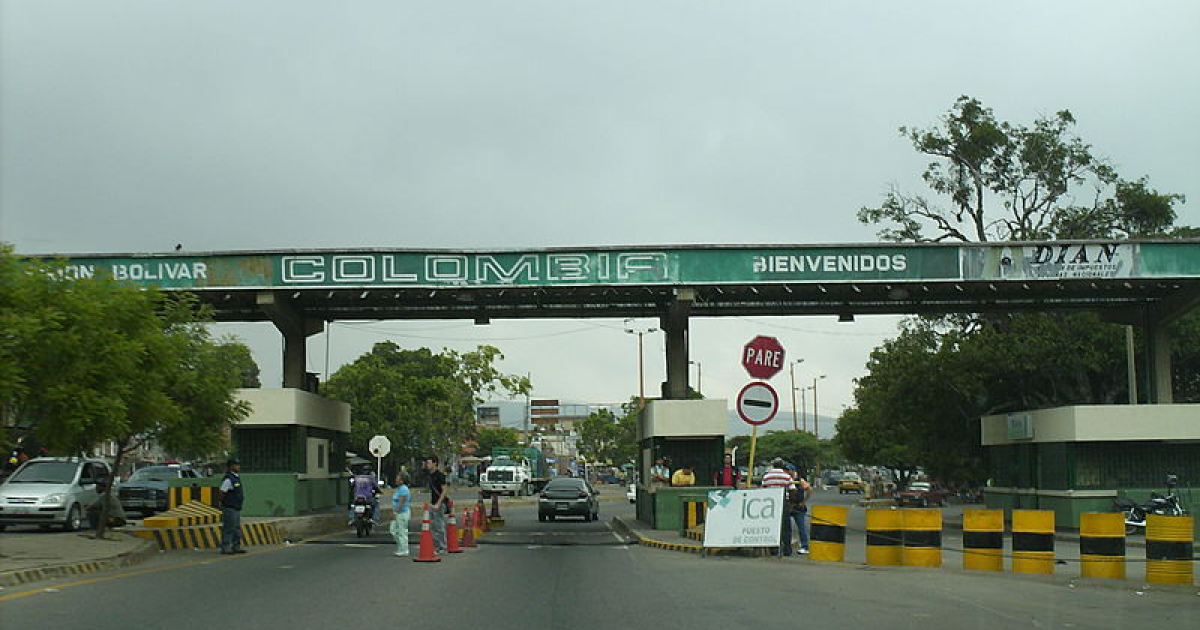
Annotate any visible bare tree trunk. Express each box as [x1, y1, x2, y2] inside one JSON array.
[[95, 440, 128, 539]]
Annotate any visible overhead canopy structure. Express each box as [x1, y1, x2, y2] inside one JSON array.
[[42, 239, 1200, 401]]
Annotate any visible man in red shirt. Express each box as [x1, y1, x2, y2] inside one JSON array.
[[712, 453, 741, 488]]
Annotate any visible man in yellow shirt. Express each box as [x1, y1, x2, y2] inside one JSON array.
[[671, 465, 696, 487]]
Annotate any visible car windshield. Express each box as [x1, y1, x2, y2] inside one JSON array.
[[910, 482, 931, 491], [843, 473, 861, 481], [130, 467, 179, 482], [8, 461, 78, 484]]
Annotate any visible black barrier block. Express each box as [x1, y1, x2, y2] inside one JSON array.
[[1012, 532, 1054, 552], [903, 530, 942, 548], [1079, 536, 1125, 557], [811, 523, 846, 544], [1146, 540, 1194, 561], [866, 530, 903, 547], [962, 531, 1003, 550]]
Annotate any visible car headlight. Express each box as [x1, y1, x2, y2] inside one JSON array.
[[41, 493, 66, 506]]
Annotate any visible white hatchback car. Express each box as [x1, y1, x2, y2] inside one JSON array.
[[0, 457, 111, 531], [626, 483, 636, 504]]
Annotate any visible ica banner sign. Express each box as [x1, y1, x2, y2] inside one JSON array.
[[702, 488, 784, 548]]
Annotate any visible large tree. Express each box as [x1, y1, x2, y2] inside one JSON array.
[[858, 96, 1184, 243], [1, 246, 252, 537], [843, 97, 1196, 483], [322, 342, 530, 465]]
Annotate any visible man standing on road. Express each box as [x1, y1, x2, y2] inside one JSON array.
[[761, 459, 794, 557], [218, 457, 246, 555], [712, 453, 741, 488], [424, 456, 448, 555]]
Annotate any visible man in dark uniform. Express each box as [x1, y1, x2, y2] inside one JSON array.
[[219, 457, 246, 554]]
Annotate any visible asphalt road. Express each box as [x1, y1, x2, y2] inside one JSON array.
[[2, 493, 1196, 629]]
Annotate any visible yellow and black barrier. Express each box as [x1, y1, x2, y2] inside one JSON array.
[[1079, 513, 1125, 580], [143, 501, 223, 528], [865, 508, 902, 566], [1012, 510, 1055, 574], [169, 486, 219, 510], [962, 508, 1003, 571], [133, 521, 283, 551], [809, 505, 847, 563], [1145, 514, 1194, 585], [901, 509, 942, 567], [683, 500, 707, 530]]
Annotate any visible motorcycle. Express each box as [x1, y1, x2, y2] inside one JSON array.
[[1114, 474, 1187, 536], [351, 496, 374, 538]]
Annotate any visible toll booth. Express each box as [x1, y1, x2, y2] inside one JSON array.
[[635, 399, 727, 529], [226, 388, 351, 517], [981, 404, 1200, 536]]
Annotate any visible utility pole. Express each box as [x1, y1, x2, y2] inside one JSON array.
[[789, 359, 804, 431], [624, 319, 658, 403], [812, 375, 826, 439]]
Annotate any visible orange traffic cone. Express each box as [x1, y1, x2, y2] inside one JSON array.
[[445, 508, 463, 554], [413, 504, 441, 563], [489, 493, 505, 526], [460, 508, 477, 548], [476, 500, 490, 535]]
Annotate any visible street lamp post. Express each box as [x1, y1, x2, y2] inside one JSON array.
[[624, 319, 658, 403], [789, 359, 804, 431], [689, 360, 702, 396], [812, 375, 827, 439]]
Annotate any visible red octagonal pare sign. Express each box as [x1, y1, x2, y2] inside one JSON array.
[[742, 335, 786, 380]]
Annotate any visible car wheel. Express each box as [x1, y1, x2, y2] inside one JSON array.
[[0, 524, 7, 532], [548, 515, 555, 522], [142, 510, 154, 518], [538, 513, 546, 522], [64, 504, 82, 532]]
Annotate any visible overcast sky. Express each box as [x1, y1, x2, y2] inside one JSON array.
[[3, 2, 1197, 437]]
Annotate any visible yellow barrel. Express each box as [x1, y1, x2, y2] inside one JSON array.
[[1145, 515, 1194, 585], [810, 504, 848, 563], [1079, 513, 1125, 580], [865, 508, 902, 566], [684, 500, 707, 529], [1012, 509, 1055, 574], [962, 508, 1004, 571], [901, 509, 942, 567]]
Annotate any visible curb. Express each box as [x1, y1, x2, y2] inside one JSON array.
[[0, 533, 159, 589]]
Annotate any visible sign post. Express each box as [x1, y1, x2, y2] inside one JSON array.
[[368, 435, 391, 482], [736, 381, 779, 488]]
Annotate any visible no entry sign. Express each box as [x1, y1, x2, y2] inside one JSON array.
[[736, 381, 779, 426], [742, 335, 785, 380]]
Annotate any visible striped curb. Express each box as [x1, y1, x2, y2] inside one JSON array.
[[0, 535, 159, 589], [131, 521, 283, 551]]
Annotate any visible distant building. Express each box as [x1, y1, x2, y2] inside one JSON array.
[[476, 405, 501, 427]]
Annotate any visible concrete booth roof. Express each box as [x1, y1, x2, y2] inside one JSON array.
[[234, 388, 351, 433], [981, 404, 1200, 446]]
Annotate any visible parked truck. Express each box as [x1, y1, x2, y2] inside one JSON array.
[[479, 447, 550, 497]]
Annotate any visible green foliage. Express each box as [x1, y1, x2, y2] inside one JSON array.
[[322, 341, 530, 462], [753, 430, 820, 470], [1, 246, 252, 537], [858, 96, 1189, 242], [576, 400, 638, 465], [474, 426, 520, 456]]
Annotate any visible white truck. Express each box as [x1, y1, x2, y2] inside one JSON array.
[[479, 457, 536, 497]]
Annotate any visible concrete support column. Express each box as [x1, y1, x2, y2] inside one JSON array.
[[256, 292, 324, 390], [1143, 312, 1174, 404], [660, 289, 695, 400]]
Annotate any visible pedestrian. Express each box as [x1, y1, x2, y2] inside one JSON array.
[[787, 464, 812, 555], [712, 452, 741, 488], [649, 457, 670, 493], [423, 455, 449, 554], [761, 458, 794, 557], [671, 464, 696, 487], [218, 457, 246, 554], [390, 472, 412, 557]]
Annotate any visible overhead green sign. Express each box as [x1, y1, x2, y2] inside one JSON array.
[[47, 241, 1198, 290]]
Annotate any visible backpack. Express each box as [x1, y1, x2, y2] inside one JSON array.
[[787, 482, 807, 513]]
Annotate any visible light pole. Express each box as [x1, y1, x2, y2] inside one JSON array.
[[689, 360, 702, 396], [812, 374, 827, 439], [800, 385, 810, 432], [624, 319, 658, 403], [789, 359, 804, 431]]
